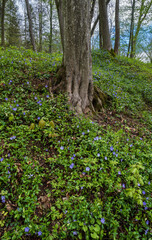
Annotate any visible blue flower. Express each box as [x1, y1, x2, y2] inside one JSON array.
[[122, 184, 125, 188], [143, 201, 146, 206], [1, 196, 5, 203], [101, 218, 105, 224], [146, 220, 149, 225], [118, 171, 121, 175], [110, 146, 114, 151], [46, 95, 49, 98], [25, 227, 30, 232], [113, 152, 116, 155], [60, 146, 64, 150], [71, 157, 74, 160], [38, 231, 42, 236], [105, 157, 107, 160], [5, 98, 8, 101], [145, 229, 148, 235], [0, 158, 4, 162], [73, 231, 77, 235], [148, 181, 150, 185], [82, 132, 85, 135], [86, 167, 90, 171], [70, 163, 74, 169], [97, 153, 100, 157], [12, 108, 17, 111], [142, 191, 146, 195]]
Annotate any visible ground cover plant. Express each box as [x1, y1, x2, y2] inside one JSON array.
[[0, 47, 152, 239]]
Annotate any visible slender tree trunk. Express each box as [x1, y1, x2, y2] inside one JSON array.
[[49, 0, 53, 53], [127, 0, 135, 57], [98, 0, 112, 50], [114, 0, 120, 54], [55, 0, 93, 114], [25, 0, 36, 51], [1, 0, 7, 46], [55, 0, 65, 53], [38, 0, 42, 51], [91, 14, 99, 36]]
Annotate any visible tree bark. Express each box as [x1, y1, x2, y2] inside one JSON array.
[[55, 0, 93, 114], [25, 0, 36, 51], [98, 0, 112, 50], [49, 0, 53, 53], [55, 0, 65, 53], [1, 0, 7, 46], [114, 0, 120, 54], [38, 0, 42, 51], [127, 0, 135, 57]]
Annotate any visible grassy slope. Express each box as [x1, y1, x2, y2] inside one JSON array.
[[0, 47, 152, 240]]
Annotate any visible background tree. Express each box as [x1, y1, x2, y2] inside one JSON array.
[[25, 0, 36, 51], [114, 0, 120, 54], [1, 0, 8, 46]]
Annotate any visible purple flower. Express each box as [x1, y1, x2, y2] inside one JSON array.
[[81, 187, 83, 189], [97, 153, 100, 157], [27, 82, 29, 84], [45, 85, 48, 88], [38, 231, 42, 236], [73, 231, 77, 235], [0, 158, 4, 162], [145, 207, 148, 210], [142, 191, 146, 195], [82, 132, 85, 135], [71, 157, 74, 160], [146, 220, 149, 225], [122, 184, 125, 188], [70, 163, 74, 169], [116, 154, 118, 157], [130, 144, 133, 147], [113, 152, 116, 155], [105, 157, 107, 160], [37, 117, 40, 120], [60, 146, 64, 150], [25, 227, 30, 232], [148, 181, 150, 185], [138, 183, 140, 186], [110, 146, 114, 151], [46, 95, 49, 98], [5, 98, 8, 101], [101, 218, 105, 224], [118, 171, 121, 175], [145, 229, 148, 235], [86, 167, 90, 171], [10, 136, 16, 140], [143, 201, 146, 206], [12, 108, 17, 111], [1, 196, 5, 203]]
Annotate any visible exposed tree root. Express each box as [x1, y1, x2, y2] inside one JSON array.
[[49, 67, 112, 115]]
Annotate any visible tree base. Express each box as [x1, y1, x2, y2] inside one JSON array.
[[49, 67, 112, 115]]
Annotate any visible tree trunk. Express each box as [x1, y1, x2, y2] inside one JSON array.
[[55, 0, 93, 114], [98, 0, 112, 50], [49, 0, 53, 53], [127, 0, 135, 58], [25, 0, 36, 51], [114, 0, 120, 54], [38, 0, 42, 52], [55, 0, 65, 53], [1, 0, 7, 46]]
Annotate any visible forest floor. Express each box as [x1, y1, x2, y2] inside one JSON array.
[[0, 47, 152, 240]]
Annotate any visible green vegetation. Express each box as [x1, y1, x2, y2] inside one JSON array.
[[0, 47, 152, 239]]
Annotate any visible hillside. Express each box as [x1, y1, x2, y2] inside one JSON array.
[[0, 47, 152, 239]]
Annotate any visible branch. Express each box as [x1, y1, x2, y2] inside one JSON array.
[[91, 0, 96, 21], [91, 14, 99, 36]]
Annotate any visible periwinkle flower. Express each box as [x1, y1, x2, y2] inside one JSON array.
[[105, 157, 107, 160], [110, 146, 114, 151], [0, 158, 4, 162], [145, 229, 148, 235], [86, 167, 90, 171], [73, 231, 77, 235], [97, 153, 100, 157], [122, 184, 125, 188], [25, 227, 30, 232], [70, 163, 74, 169], [101, 218, 105, 224], [60, 146, 64, 150], [142, 191, 146, 195], [146, 220, 149, 225], [1, 196, 5, 203], [143, 201, 146, 206], [38, 231, 42, 236], [118, 171, 121, 175]]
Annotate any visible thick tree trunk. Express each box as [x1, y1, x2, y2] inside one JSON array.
[[98, 0, 112, 50], [55, 0, 93, 114], [25, 0, 36, 51], [1, 0, 7, 46], [114, 0, 120, 54]]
